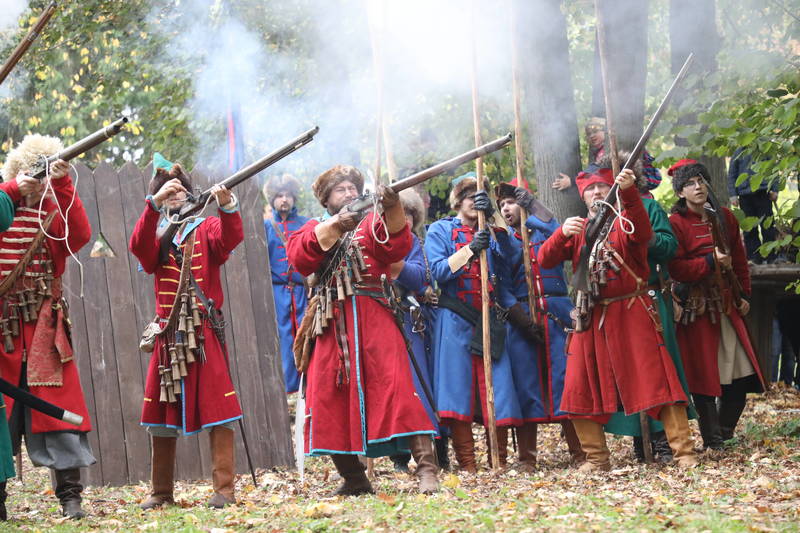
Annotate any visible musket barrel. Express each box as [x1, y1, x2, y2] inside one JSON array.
[[0, 2, 58, 86], [389, 133, 512, 193], [31, 116, 128, 179]]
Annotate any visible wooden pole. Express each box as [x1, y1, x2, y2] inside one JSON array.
[[470, 0, 500, 471], [595, 0, 652, 464]]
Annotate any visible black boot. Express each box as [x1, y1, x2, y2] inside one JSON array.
[[54, 469, 86, 519], [435, 436, 451, 472], [651, 431, 673, 463], [632, 436, 645, 463], [0, 481, 7, 521], [693, 394, 724, 449], [390, 453, 411, 473], [719, 380, 748, 441]]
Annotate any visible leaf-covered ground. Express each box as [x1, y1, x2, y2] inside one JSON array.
[[3, 385, 799, 532]]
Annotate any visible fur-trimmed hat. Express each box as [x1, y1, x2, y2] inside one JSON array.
[[596, 151, 645, 191], [147, 152, 192, 196], [311, 165, 364, 207], [670, 160, 710, 193], [585, 116, 606, 134], [449, 172, 490, 210], [575, 167, 614, 197], [400, 188, 425, 235], [2, 134, 63, 182], [266, 173, 301, 206], [667, 158, 698, 177]]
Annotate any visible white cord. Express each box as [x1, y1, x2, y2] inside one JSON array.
[[594, 197, 635, 236], [162, 193, 215, 227], [36, 158, 86, 297], [369, 192, 390, 245]]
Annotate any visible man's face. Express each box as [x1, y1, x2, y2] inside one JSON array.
[[582, 182, 611, 214], [499, 197, 521, 227], [677, 175, 708, 206], [326, 180, 359, 214], [272, 191, 295, 215], [586, 126, 605, 149], [164, 188, 188, 212], [457, 191, 477, 223]]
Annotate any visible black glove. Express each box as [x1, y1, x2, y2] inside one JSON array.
[[506, 303, 544, 344], [470, 190, 495, 218], [514, 187, 534, 211], [468, 229, 491, 255]]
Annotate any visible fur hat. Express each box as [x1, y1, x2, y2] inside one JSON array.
[[266, 173, 301, 206], [400, 188, 425, 235], [670, 160, 710, 193], [449, 172, 490, 210], [2, 134, 63, 182], [311, 165, 364, 207], [596, 151, 645, 191], [585, 116, 606, 134], [575, 167, 614, 197], [147, 152, 192, 196]]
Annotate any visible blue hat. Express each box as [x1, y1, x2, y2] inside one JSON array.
[[152, 152, 174, 177]]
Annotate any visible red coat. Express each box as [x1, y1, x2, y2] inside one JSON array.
[[286, 213, 435, 455], [129, 200, 243, 434], [668, 207, 765, 396], [0, 176, 92, 433], [537, 186, 687, 419]]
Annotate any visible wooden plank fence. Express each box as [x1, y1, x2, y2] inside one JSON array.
[[60, 161, 293, 486]]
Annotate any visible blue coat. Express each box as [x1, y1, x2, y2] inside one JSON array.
[[265, 207, 309, 393], [395, 235, 439, 432], [499, 214, 573, 423], [424, 217, 521, 426]]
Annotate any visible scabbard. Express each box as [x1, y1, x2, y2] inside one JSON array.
[[0, 377, 83, 426]]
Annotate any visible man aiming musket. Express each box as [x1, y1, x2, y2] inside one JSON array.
[[288, 136, 510, 494]]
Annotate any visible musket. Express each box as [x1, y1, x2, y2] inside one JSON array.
[[314, 133, 513, 285], [0, 376, 83, 426], [157, 126, 319, 264], [570, 53, 694, 292], [29, 116, 129, 180], [0, 1, 58, 87]]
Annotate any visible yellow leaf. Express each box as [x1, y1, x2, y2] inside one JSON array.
[[79, 47, 89, 56], [81, 56, 89, 65], [130, 124, 142, 136], [122, 81, 131, 89], [72, 84, 85, 94], [35, 70, 47, 81], [442, 473, 461, 489]]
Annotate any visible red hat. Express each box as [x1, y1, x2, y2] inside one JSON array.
[[575, 168, 614, 197], [508, 176, 530, 190], [667, 159, 697, 177]]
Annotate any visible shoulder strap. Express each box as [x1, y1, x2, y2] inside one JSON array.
[[269, 218, 289, 246], [162, 228, 196, 331], [0, 211, 57, 298]]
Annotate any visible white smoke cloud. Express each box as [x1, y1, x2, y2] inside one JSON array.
[[0, 0, 27, 30]]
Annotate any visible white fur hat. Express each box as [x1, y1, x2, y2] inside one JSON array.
[[2, 134, 63, 182]]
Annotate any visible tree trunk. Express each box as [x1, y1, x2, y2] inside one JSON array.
[[593, 0, 649, 152], [670, 0, 727, 204], [517, 0, 586, 221]]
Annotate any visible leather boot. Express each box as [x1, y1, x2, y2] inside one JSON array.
[[561, 420, 586, 466], [651, 431, 673, 463], [208, 426, 236, 508], [409, 435, 439, 494], [449, 421, 477, 473], [0, 481, 6, 521], [486, 426, 508, 468], [54, 468, 86, 519], [140, 436, 177, 509], [435, 436, 451, 472], [719, 380, 747, 441], [390, 453, 411, 473], [693, 394, 724, 450], [571, 419, 611, 472], [516, 423, 538, 471], [331, 455, 374, 496], [660, 404, 699, 468]]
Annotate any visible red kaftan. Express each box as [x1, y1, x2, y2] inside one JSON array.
[[667, 207, 765, 397], [0, 176, 92, 433], [537, 186, 687, 419], [129, 200, 243, 434], [286, 213, 436, 455]]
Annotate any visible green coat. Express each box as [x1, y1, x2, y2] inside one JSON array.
[[604, 198, 694, 437], [0, 189, 19, 481]]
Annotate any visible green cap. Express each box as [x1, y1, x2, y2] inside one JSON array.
[[152, 152, 173, 177], [452, 171, 476, 185]]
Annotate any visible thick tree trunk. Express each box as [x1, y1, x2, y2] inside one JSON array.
[[670, 0, 727, 203], [517, 0, 586, 221], [593, 0, 649, 152]]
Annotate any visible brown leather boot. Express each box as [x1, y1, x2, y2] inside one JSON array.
[[331, 455, 374, 496], [449, 421, 477, 473], [208, 426, 236, 508], [54, 468, 86, 519], [561, 420, 587, 466], [409, 435, 439, 494], [517, 423, 538, 471], [486, 426, 509, 468], [571, 419, 611, 472], [660, 404, 699, 468], [140, 436, 177, 510]]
